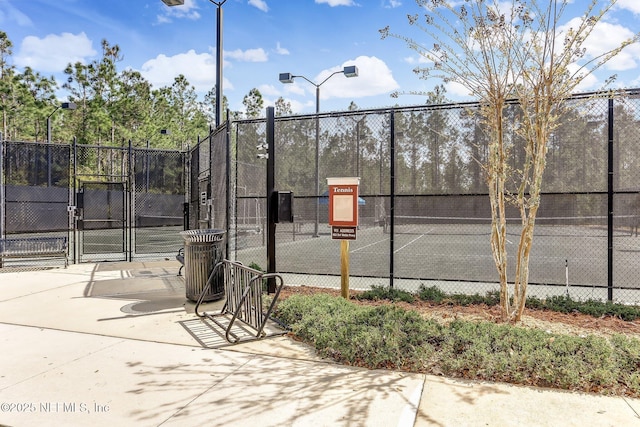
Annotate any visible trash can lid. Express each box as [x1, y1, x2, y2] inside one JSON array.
[[180, 228, 226, 242]]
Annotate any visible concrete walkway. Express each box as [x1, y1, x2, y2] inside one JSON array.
[[0, 261, 639, 426]]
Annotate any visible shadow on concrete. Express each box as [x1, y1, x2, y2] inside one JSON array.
[[84, 262, 188, 315], [122, 350, 420, 426]]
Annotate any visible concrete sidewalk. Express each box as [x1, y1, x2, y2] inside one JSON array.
[[0, 262, 639, 426]]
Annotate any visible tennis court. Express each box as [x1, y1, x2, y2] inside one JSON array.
[[235, 215, 640, 302]]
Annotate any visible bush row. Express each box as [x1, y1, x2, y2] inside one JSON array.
[[274, 293, 640, 397], [355, 285, 640, 321]]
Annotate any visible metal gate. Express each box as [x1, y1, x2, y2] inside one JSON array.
[[77, 181, 126, 261], [1, 140, 188, 268]]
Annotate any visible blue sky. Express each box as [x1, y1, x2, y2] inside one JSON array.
[[1, 0, 640, 115]]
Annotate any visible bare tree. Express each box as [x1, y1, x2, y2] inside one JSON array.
[[381, 0, 639, 322]]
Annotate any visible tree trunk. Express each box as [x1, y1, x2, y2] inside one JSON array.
[[486, 103, 511, 321]]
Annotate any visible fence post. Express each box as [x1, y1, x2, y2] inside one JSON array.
[[608, 97, 614, 302], [266, 107, 276, 293], [72, 137, 77, 264], [128, 139, 133, 262], [389, 110, 395, 289], [0, 137, 4, 262], [225, 111, 231, 260]]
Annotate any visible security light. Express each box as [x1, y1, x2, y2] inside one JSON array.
[[161, 0, 184, 6], [279, 73, 294, 84], [343, 65, 358, 78]]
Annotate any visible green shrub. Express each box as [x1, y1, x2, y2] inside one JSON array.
[[273, 293, 640, 397], [417, 285, 446, 303], [531, 295, 640, 321], [248, 262, 264, 272], [355, 285, 415, 303], [415, 286, 640, 321], [418, 285, 500, 307], [275, 294, 439, 370]]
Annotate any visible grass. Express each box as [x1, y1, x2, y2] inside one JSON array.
[[273, 290, 640, 397]]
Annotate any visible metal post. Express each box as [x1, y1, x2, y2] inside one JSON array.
[[128, 139, 133, 262], [607, 97, 614, 302], [214, 2, 226, 128], [389, 110, 395, 289], [145, 140, 150, 192], [225, 110, 231, 259], [356, 120, 360, 177], [47, 113, 54, 187], [266, 106, 276, 293], [314, 86, 320, 237], [72, 137, 77, 264], [208, 129, 214, 229], [0, 133, 4, 246]]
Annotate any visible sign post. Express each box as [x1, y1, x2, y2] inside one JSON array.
[[327, 177, 360, 299]]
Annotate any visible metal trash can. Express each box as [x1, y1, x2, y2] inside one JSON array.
[[180, 229, 226, 302]]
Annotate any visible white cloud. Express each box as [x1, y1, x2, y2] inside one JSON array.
[[403, 55, 430, 65], [280, 81, 306, 97], [385, 0, 402, 8], [315, 0, 356, 6], [140, 49, 233, 92], [257, 83, 279, 97], [284, 98, 314, 114], [559, 18, 640, 72], [617, 0, 640, 14], [566, 62, 599, 92], [248, 0, 269, 12], [275, 42, 289, 55], [14, 32, 96, 72], [444, 81, 473, 99], [224, 48, 268, 62]]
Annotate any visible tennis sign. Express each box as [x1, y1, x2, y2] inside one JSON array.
[[327, 177, 359, 240]]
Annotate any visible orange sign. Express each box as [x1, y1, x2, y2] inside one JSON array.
[[328, 184, 358, 227]]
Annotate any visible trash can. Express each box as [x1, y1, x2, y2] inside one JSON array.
[[179, 229, 226, 302]]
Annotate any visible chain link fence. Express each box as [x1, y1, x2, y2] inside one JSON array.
[[3, 92, 640, 302], [1, 140, 186, 268], [231, 91, 640, 304]]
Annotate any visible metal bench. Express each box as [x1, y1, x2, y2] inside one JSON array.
[[194, 259, 285, 343], [0, 236, 68, 268]]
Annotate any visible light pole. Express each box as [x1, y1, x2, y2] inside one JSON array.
[[279, 65, 359, 237], [162, 0, 226, 127], [46, 102, 76, 144]]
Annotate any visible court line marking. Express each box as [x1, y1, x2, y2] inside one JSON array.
[[394, 234, 426, 253], [391, 227, 434, 253], [351, 226, 435, 254], [351, 237, 389, 253]]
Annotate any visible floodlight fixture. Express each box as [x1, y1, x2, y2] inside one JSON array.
[[343, 65, 358, 78], [279, 73, 294, 84], [161, 0, 184, 6]]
